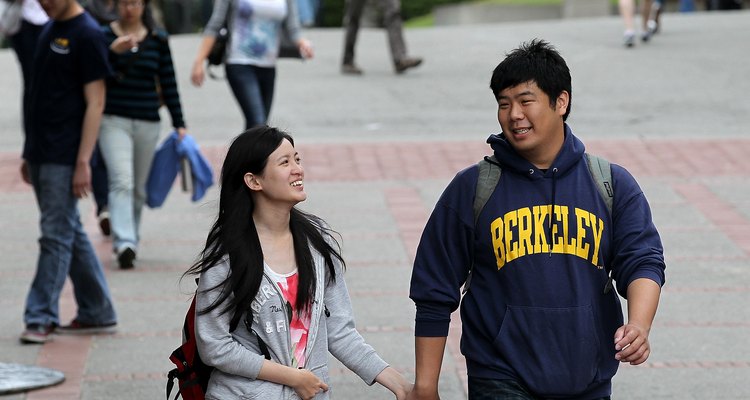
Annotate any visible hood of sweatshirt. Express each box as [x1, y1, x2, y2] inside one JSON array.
[[486, 123, 585, 180]]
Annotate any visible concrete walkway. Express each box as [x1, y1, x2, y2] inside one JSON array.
[[0, 10, 749, 399]]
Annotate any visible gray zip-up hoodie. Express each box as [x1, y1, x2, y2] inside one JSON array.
[[195, 248, 388, 399]]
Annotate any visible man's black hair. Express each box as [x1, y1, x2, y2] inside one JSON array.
[[489, 39, 572, 121]]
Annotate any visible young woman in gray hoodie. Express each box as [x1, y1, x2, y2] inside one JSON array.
[[187, 126, 412, 399]]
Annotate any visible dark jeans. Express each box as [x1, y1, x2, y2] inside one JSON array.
[[91, 144, 109, 215], [225, 63, 276, 130], [468, 377, 611, 400]]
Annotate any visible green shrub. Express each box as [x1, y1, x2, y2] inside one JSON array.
[[318, 0, 474, 27]]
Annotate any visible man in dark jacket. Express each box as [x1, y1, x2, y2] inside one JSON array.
[[407, 39, 665, 400]]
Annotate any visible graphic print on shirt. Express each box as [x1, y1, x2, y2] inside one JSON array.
[[233, 0, 286, 61], [265, 269, 311, 368], [490, 204, 605, 269], [51, 37, 71, 54]]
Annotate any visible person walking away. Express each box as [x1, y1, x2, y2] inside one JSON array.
[[407, 39, 665, 400], [341, 0, 422, 75], [187, 126, 413, 399], [19, 0, 118, 344], [618, 0, 655, 47], [190, 0, 314, 130], [97, 0, 187, 269]]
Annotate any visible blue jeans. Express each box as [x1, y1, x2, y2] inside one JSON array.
[[468, 377, 611, 400], [98, 115, 161, 253], [225, 63, 276, 129], [25, 163, 117, 327]]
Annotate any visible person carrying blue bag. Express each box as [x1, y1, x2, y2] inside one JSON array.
[[97, 0, 189, 269]]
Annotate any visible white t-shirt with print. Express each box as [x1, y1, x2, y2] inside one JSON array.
[[227, 0, 287, 67]]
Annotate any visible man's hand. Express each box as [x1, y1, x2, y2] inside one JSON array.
[[614, 322, 651, 365], [72, 161, 92, 198], [406, 385, 440, 400], [20, 161, 31, 185]]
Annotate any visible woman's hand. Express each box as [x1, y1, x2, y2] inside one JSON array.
[[191, 61, 206, 87], [176, 127, 187, 140], [375, 366, 414, 400], [110, 34, 138, 54], [291, 368, 328, 400], [296, 38, 314, 59]]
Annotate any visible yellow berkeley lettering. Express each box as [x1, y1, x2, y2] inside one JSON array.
[[517, 207, 533, 258], [590, 213, 604, 266], [487, 205, 605, 269], [532, 205, 549, 253], [504, 209, 519, 262], [491, 217, 505, 269], [574, 208, 591, 259]]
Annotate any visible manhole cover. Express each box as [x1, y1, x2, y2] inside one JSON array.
[[0, 363, 65, 394]]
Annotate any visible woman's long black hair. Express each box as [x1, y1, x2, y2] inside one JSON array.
[[185, 126, 344, 332]]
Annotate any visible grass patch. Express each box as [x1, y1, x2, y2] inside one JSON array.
[[405, 0, 563, 27], [405, 13, 435, 27]]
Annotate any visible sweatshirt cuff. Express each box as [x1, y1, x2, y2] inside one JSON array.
[[414, 319, 451, 337]]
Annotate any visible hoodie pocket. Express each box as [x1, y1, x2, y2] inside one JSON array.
[[239, 380, 286, 400], [493, 304, 600, 396]]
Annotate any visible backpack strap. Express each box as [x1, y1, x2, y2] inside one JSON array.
[[584, 153, 615, 293], [585, 153, 613, 216], [474, 156, 502, 225], [464, 156, 502, 294]]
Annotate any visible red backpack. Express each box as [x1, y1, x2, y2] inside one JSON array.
[[166, 294, 213, 400]]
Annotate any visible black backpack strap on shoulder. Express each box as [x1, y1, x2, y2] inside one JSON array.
[[464, 155, 502, 294], [585, 153, 613, 215]]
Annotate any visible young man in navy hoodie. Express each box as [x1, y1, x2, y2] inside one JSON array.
[[407, 39, 665, 400], [19, 0, 118, 343]]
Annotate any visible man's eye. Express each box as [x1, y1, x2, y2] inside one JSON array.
[[499, 103, 510, 109]]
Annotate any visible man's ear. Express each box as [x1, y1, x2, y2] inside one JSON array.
[[244, 173, 262, 191], [556, 91, 570, 116]]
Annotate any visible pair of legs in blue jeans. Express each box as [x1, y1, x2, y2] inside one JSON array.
[[225, 64, 276, 129], [468, 378, 611, 400], [25, 163, 117, 328]]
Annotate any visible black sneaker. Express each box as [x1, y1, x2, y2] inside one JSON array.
[[20, 324, 55, 344], [118, 247, 136, 269], [57, 320, 117, 335], [395, 57, 423, 74], [98, 210, 111, 236]]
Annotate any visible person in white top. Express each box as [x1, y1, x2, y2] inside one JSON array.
[[190, 0, 314, 130]]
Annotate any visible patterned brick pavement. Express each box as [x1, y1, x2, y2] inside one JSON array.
[[3, 135, 750, 398]]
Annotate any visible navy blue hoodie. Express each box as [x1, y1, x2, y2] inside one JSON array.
[[410, 126, 665, 399]]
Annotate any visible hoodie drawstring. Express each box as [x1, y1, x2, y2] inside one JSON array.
[[548, 168, 558, 256]]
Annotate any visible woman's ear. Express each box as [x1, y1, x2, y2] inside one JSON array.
[[244, 173, 262, 191]]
